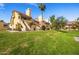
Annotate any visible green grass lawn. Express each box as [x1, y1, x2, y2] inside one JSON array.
[[0, 30, 79, 55]]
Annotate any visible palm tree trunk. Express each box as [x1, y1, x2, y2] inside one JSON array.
[[41, 11, 43, 21]]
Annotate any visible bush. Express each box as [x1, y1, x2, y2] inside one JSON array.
[[41, 25, 46, 30]]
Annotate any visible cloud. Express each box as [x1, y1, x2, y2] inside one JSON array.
[[0, 3, 4, 7], [0, 3, 5, 10]]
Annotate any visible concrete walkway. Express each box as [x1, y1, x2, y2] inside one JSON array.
[[74, 36, 79, 42]]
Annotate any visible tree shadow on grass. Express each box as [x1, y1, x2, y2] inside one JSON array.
[[56, 30, 68, 33]]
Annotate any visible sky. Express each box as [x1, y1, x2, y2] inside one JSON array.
[[0, 3, 79, 23]]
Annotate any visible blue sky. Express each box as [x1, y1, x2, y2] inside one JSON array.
[[0, 3, 79, 23]]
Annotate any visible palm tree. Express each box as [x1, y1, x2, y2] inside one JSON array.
[[38, 3, 46, 21]]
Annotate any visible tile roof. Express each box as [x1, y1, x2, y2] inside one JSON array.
[[13, 10, 32, 19]]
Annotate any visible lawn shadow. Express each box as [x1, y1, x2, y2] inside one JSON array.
[[56, 30, 68, 33]]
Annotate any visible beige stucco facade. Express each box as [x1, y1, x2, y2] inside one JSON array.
[[9, 8, 32, 31], [9, 8, 50, 31]]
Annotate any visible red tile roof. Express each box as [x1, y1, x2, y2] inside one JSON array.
[[12, 10, 32, 19]]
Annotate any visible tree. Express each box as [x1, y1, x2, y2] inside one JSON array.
[[75, 17, 79, 30], [41, 25, 46, 30], [38, 3, 46, 21], [50, 15, 67, 30], [57, 16, 67, 30], [50, 15, 56, 29], [0, 20, 4, 22]]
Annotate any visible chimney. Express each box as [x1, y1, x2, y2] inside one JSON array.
[[38, 15, 43, 22], [26, 8, 31, 17]]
